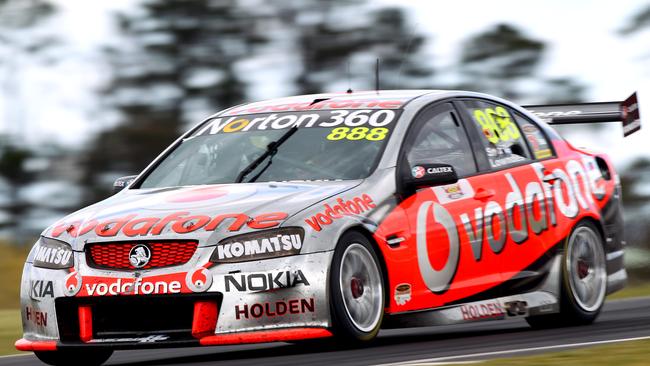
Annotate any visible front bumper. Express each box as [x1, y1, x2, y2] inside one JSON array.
[[18, 251, 334, 350]]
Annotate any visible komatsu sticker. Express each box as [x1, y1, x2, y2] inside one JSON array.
[[194, 110, 398, 136], [212, 227, 304, 263]]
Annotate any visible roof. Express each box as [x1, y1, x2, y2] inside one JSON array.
[[218, 90, 451, 116]]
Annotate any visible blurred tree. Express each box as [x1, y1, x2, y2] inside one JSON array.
[[619, 4, 650, 34], [0, 0, 58, 136], [277, 1, 435, 94], [83, 0, 267, 202], [457, 23, 584, 103], [0, 142, 32, 230], [0, 0, 57, 237]]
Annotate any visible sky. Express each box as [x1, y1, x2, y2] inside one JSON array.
[[1, 0, 649, 167]]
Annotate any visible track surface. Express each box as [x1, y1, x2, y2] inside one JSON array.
[[4, 297, 650, 366]]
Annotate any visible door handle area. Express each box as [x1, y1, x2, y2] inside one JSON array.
[[474, 188, 496, 201]]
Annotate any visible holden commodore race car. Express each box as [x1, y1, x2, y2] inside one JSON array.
[[17, 89, 641, 365]]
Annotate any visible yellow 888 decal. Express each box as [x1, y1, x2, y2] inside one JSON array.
[[326, 127, 389, 141], [472, 106, 521, 144]]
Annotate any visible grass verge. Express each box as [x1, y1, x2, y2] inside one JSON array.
[[0, 243, 29, 309], [0, 309, 21, 356], [608, 282, 650, 300], [477, 339, 650, 366]]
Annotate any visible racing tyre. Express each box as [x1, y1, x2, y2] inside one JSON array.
[[330, 231, 385, 342], [526, 221, 607, 328], [34, 349, 113, 366]]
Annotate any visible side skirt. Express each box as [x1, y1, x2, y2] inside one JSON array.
[[382, 290, 560, 329]]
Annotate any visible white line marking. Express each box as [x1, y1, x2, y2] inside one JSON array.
[[374, 335, 650, 366], [0, 353, 30, 359]]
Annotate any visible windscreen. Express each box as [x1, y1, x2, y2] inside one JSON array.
[[139, 109, 401, 188]]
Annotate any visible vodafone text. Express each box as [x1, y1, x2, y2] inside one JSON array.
[[51, 211, 287, 238], [84, 278, 183, 296], [417, 159, 605, 294], [305, 194, 376, 232]]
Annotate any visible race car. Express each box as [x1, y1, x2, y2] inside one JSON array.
[[16, 89, 640, 365]]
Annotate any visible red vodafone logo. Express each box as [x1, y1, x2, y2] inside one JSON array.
[[166, 187, 228, 203]]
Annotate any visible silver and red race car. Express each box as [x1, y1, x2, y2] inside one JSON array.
[[17, 90, 640, 365]]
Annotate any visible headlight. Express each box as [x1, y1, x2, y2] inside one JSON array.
[[210, 227, 304, 263], [27, 237, 74, 269]]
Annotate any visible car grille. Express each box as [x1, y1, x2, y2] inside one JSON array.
[[86, 241, 198, 270]]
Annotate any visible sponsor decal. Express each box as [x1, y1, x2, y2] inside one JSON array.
[[33, 241, 73, 269], [225, 99, 405, 115], [30, 280, 54, 299], [194, 109, 397, 136], [417, 160, 603, 294], [529, 109, 582, 119], [88, 335, 169, 344], [411, 166, 425, 179], [51, 211, 288, 239], [212, 228, 303, 263], [394, 283, 412, 306], [432, 180, 474, 204], [129, 244, 152, 268], [82, 278, 183, 296], [64, 271, 82, 297], [235, 298, 315, 320], [305, 194, 376, 232], [443, 184, 463, 199], [186, 267, 213, 293], [460, 301, 505, 321], [224, 270, 309, 292], [25, 307, 48, 327]]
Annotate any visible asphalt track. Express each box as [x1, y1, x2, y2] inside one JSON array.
[[4, 297, 650, 366]]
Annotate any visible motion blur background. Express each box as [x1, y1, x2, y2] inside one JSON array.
[[1, 0, 650, 306]]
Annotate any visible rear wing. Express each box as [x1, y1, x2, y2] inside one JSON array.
[[523, 92, 641, 137]]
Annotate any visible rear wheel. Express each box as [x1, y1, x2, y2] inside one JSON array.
[[527, 221, 607, 328], [35, 349, 113, 366], [330, 231, 385, 342]]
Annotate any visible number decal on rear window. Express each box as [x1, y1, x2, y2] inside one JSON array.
[[472, 107, 521, 144]]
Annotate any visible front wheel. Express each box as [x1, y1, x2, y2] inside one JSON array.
[[527, 221, 607, 328], [330, 231, 385, 342], [35, 349, 113, 366]]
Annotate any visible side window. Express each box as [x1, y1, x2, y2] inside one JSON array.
[[512, 112, 554, 160], [405, 103, 477, 177], [461, 100, 532, 169]]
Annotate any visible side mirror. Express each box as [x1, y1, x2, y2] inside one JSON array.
[[402, 163, 458, 194], [113, 175, 137, 194]]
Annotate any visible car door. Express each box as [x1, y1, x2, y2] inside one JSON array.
[[395, 102, 505, 311], [455, 98, 550, 296]]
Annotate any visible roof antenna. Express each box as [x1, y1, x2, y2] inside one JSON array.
[[346, 61, 353, 94], [375, 58, 380, 94]]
